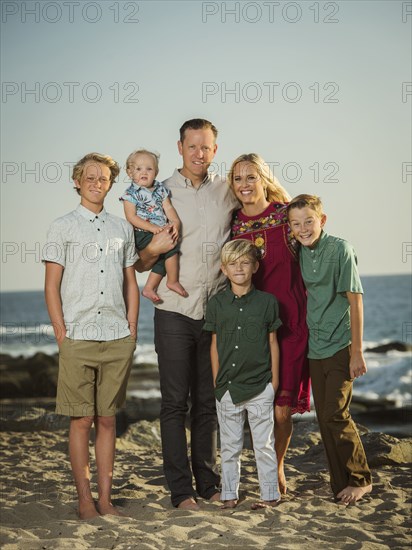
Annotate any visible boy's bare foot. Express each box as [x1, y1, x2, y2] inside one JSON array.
[[209, 492, 221, 502], [221, 499, 238, 509], [142, 287, 162, 303], [278, 467, 287, 495], [251, 499, 281, 510], [166, 281, 188, 297], [78, 501, 100, 520], [177, 497, 200, 511], [336, 484, 372, 505], [96, 502, 126, 516]]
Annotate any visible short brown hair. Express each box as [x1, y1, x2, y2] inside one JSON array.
[[179, 118, 218, 142], [221, 239, 259, 266], [286, 194, 324, 219], [72, 153, 120, 195]]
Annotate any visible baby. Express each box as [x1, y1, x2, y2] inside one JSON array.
[[120, 149, 187, 302]]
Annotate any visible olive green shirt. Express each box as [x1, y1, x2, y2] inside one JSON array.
[[299, 231, 363, 359], [203, 286, 282, 404]]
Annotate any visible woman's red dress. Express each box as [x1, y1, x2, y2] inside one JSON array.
[[232, 203, 310, 414]]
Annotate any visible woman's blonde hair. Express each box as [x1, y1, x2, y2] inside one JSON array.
[[227, 153, 291, 203]]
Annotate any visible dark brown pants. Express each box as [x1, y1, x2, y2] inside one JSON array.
[[309, 346, 372, 496]]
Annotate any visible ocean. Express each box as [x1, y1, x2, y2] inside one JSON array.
[[1, 274, 411, 410]]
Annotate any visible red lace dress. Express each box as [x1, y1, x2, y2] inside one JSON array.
[[231, 203, 310, 414]]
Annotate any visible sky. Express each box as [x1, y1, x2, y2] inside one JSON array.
[[1, 0, 411, 291]]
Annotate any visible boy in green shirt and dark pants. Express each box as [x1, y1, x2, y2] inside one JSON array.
[[287, 194, 372, 505], [204, 240, 282, 509]]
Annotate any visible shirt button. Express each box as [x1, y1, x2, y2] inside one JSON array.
[[313, 269, 316, 273], [100, 248, 103, 252], [97, 229, 100, 231], [98, 311, 101, 314], [101, 270, 104, 273], [232, 363, 236, 367], [239, 308, 243, 312], [237, 326, 241, 330], [228, 381, 232, 384], [235, 345, 238, 349], [101, 291, 103, 295], [313, 259, 316, 263]]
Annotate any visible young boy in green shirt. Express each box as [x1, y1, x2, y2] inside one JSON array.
[[287, 194, 372, 505], [204, 239, 282, 509]]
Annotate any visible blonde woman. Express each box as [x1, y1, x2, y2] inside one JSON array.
[[228, 153, 310, 495]]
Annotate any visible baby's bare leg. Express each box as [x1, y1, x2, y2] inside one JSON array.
[[142, 272, 163, 303], [165, 254, 188, 297]]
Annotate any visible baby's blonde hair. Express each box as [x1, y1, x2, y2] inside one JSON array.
[[221, 239, 259, 266], [286, 194, 324, 219], [126, 149, 160, 176]]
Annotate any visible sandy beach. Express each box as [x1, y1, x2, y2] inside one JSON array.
[[1, 402, 411, 550]]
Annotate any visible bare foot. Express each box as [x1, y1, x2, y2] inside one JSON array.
[[209, 492, 221, 502], [166, 281, 188, 297], [251, 499, 281, 510], [96, 502, 125, 516], [142, 287, 162, 303], [278, 466, 287, 495], [177, 497, 200, 511], [221, 499, 238, 509], [78, 501, 100, 520], [336, 484, 372, 505]]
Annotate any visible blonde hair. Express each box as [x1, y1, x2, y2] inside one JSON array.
[[286, 194, 324, 219], [221, 239, 259, 266], [227, 153, 291, 203], [126, 149, 160, 176], [72, 153, 120, 195]]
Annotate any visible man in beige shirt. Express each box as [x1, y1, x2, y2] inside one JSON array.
[[137, 119, 238, 509]]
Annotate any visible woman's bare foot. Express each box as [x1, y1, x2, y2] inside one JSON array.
[[142, 286, 162, 303], [251, 499, 281, 510], [78, 501, 100, 520], [336, 484, 372, 505], [166, 281, 188, 297], [96, 502, 125, 516], [177, 497, 200, 511], [221, 499, 238, 509], [209, 492, 221, 502], [278, 466, 287, 495]]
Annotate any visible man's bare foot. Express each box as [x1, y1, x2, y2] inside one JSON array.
[[221, 499, 238, 509], [177, 497, 200, 511], [209, 492, 221, 502], [278, 466, 287, 495], [96, 502, 125, 516], [142, 287, 162, 303], [336, 484, 372, 505], [166, 281, 188, 297], [251, 499, 281, 510], [78, 501, 100, 520]]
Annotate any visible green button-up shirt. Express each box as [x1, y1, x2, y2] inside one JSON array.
[[203, 286, 282, 404], [299, 231, 363, 359]]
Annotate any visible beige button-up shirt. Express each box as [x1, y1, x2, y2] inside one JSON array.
[[155, 169, 239, 320], [42, 205, 137, 340]]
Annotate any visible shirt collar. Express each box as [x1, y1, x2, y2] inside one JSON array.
[[223, 284, 257, 303], [312, 230, 328, 252], [76, 204, 108, 223], [131, 180, 161, 192], [173, 168, 212, 189]]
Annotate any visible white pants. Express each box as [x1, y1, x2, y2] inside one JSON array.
[[216, 383, 280, 501]]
